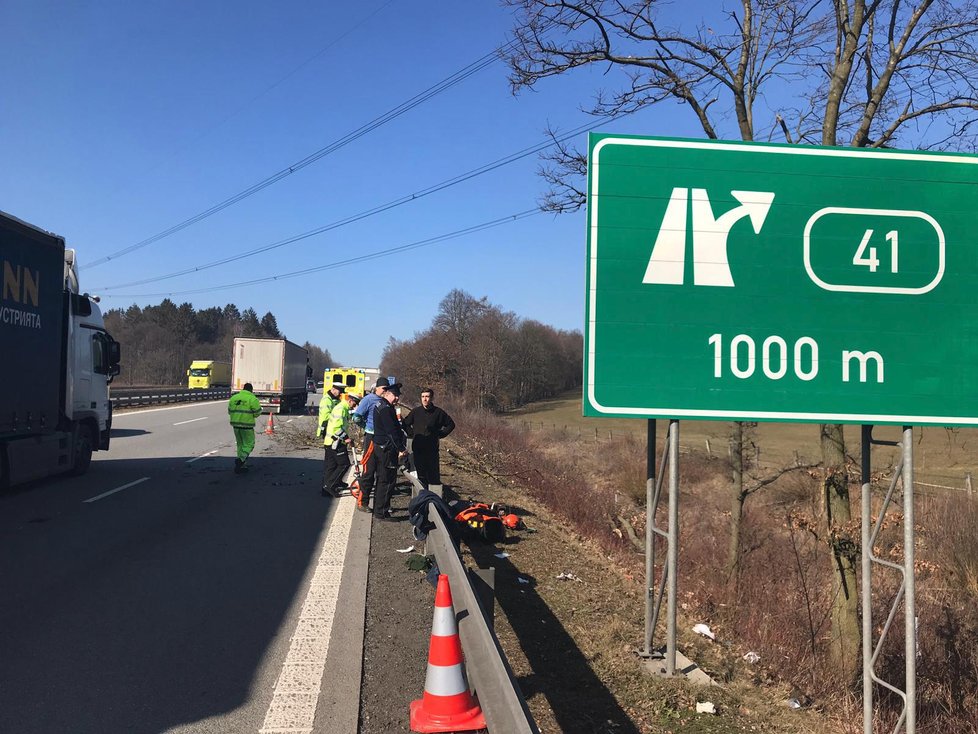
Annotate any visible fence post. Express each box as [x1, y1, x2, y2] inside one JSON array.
[[967, 472, 974, 498]]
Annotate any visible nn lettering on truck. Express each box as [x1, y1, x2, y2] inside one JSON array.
[[2, 259, 42, 329]]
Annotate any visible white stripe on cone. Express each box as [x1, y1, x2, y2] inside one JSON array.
[[423, 663, 470, 697], [431, 606, 456, 636]]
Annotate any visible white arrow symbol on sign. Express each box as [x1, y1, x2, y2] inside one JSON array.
[[643, 188, 775, 287], [691, 189, 775, 286]]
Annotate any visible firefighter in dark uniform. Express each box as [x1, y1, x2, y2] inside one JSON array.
[[370, 382, 406, 520]]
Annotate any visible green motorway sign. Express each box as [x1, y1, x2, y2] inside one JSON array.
[[584, 134, 978, 426]]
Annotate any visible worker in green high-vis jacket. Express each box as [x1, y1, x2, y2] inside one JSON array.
[[228, 383, 262, 473]]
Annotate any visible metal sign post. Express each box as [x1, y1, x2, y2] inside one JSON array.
[[861, 425, 916, 733], [641, 419, 679, 677]]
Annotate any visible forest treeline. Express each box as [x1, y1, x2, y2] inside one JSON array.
[[104, 289, 581, 410], [103, 300, 333, 386], [381, 289, 582, 411]]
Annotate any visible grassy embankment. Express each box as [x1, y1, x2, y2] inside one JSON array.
[[445, 391, 978, 733]]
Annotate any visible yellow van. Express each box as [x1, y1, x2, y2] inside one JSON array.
[[323, 368, 367, 398]]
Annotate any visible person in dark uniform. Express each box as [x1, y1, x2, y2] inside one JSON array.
[[400, 387, 455, 489], [351, 378, 389, 511], [370, 382, 406, 520]]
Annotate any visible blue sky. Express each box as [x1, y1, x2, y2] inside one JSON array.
[[0, 0, 712, 367]]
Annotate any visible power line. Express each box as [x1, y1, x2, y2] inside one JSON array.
[[84, 39, 511, 270], [95, 114, 620, 292], [103, 208, 542, 298], [115, 1, 398, 192]]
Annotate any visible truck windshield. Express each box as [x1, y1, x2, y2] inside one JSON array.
[[190, 369, 211, 376]]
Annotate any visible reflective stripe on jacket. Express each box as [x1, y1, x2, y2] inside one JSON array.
[[228, 390, 262, 428], [317, 392, 340, 437], [324, 400, 351, 446]]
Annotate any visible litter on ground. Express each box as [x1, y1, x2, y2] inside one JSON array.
[[693, 623, 716, 641]]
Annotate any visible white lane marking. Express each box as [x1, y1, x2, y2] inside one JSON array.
[[260, 498, 355, 734], [174, 416, 208, 426], [115, 403, 217, 417], [84, 477, 150, 503], [187, 449, 219, 464]]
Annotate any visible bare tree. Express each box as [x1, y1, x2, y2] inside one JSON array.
[[505, 0, 978, 683]]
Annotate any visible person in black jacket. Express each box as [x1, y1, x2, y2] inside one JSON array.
[[401, 387, 455, 489], [370, 382, 407, 520]]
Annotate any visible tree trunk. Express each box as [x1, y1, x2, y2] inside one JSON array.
[[820, 422, 860, 682], [727, 421, 745, 585]]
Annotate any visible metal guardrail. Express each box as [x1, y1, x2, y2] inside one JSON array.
[[110, 387, 231, 408], [401, 472, 538, 734]]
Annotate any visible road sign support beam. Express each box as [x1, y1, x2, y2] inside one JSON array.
[[641, 420, 679, 676], [861, 425, 917, 734]]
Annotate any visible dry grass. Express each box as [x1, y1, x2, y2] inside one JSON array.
[[449, 395, 978, 733], [508, 392, 978, 494], [441, 431, 827, 733]]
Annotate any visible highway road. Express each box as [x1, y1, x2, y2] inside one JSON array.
[[0, 397, 370, 734]]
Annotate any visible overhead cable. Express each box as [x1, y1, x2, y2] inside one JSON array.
[[102, 208, 541, 298], [84, 39, 511, 269], [95, 114, 620, 292]]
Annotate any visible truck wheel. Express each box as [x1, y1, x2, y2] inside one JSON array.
[[69, 427, 94, 476]]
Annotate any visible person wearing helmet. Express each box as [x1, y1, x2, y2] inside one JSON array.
[[321, 390, 360, 497]]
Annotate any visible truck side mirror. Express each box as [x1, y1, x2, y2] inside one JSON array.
[[108, 340, 121, 366]]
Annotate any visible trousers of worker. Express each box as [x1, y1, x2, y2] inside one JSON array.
[[323, 444, 351, 493], [359, 436, 377, 501], [413, 446, 441, 488], [372, 444, 399, 517], [233, 427, 255, 462]]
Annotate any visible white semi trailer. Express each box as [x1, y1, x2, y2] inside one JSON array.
[[231, 337, 308, 414]]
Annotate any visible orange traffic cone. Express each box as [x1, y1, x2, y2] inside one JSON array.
[[410, 575, 486, 733], [265, 413, 275, 435]]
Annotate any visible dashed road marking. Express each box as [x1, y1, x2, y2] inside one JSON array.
[[84, 477, 150, 503], [174, 416, 208, 426], [260, 498, 355, 733], [186, 449, 219, 464]]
